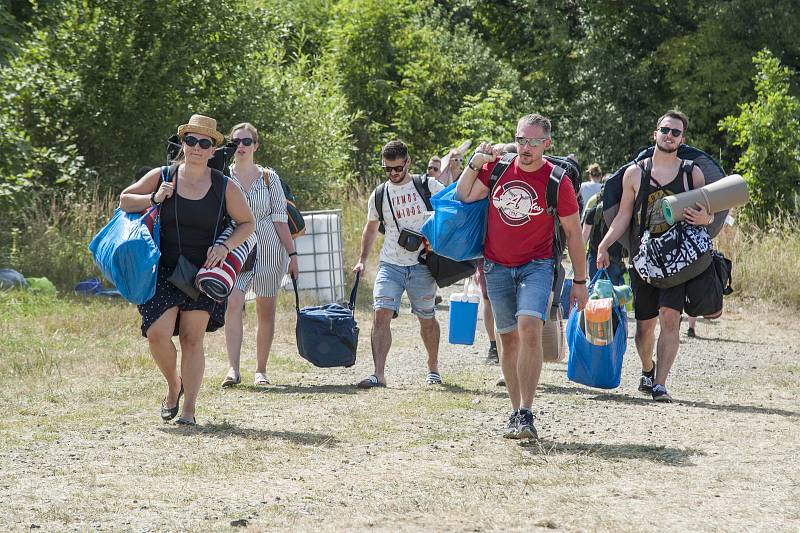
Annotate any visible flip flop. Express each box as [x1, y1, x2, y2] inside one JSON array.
[[426, 372, 442, 385], [254, 372, 270, 386], [221, 373, 241, 388], [357, 374, 386, 389]]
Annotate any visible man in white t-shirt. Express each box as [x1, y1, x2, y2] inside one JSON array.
[[353, 140, 445, 388]]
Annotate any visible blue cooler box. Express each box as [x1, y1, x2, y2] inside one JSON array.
[[449, 292, 480, 345]]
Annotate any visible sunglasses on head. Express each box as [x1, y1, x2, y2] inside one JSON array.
[[183, 135, 213, 149], [658, 126, 683, 137], [232, 137, 254, 147], [515, 136, 548, 147], [382, 161, 406, 173]]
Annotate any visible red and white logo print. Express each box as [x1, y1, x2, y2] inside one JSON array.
[[491, 180, 543, 226]]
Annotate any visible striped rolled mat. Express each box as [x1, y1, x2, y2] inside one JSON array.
[[195, 225, 258, 302]]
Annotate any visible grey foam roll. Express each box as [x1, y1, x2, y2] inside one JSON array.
[[662, 174, 749, 225]]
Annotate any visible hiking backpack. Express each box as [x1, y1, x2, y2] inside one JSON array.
[[601, 144, 726, 254], [374, 174, 433, 234]]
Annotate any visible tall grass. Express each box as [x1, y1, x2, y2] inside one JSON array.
[[716, 217, 800, 309], [1, 189, 115, 290]]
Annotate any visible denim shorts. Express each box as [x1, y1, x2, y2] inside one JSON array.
[[373, 262, 437, 319], [483, 258, 554, 333]]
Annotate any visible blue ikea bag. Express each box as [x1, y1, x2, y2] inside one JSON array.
[[566, 270, 627, 389], [293, 272, 360, 368], [420, 182, 487, 262], [88, 206, 160, 305]]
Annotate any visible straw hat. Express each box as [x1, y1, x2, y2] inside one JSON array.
[[177, 114, 224, 146]]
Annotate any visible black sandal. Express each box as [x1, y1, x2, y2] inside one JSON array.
[[160, 383, 184, 421], [175, 416, 196, 426]]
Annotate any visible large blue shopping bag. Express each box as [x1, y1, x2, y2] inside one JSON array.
[[420, 182, 487, 261], [566, 270, 627, 389], [88, 206, 161, 305]]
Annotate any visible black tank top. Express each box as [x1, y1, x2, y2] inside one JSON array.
[[159, 168, 227, 268], [636, 159, 693, 236]]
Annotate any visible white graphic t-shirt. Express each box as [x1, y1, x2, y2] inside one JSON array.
[[367, 177, 444, 266]]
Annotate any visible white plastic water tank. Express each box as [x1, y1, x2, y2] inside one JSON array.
[[290, 210, 345, 303]]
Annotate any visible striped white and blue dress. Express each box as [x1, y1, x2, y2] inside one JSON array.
[[232, 165, 289, 297]]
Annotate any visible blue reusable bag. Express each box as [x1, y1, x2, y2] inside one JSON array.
[[566, 270, 627, 389], [420, 182, 487, 262], [88, 206, 161, 305]]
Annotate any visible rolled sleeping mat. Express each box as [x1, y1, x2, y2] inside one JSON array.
[[661, 174, 749, 225], [195, 226, 258, 302]]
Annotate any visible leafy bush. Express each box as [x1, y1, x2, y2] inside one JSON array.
[[719, 49, 800, 224]]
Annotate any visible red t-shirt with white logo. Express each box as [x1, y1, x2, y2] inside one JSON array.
[[477, 158, 579, 267]]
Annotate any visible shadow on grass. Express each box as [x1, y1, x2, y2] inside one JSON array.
[[234, 383, 359, 395], [521, 438, 703, 466], [438, 382, 507, 398], [687, 336, 767, 345], [159, 421, 340, 447], [539, 383, 799, 418]]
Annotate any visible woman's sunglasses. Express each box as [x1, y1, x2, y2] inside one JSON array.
[[183, 135, 214, 149], [232, 137, 255, 147], [658, 126, 683, 137]]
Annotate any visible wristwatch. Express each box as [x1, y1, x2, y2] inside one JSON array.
[[572, 279, 587, 285], [467, 158, 479, 171]]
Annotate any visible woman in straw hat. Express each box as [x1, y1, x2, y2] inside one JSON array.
[[221, 122, 299, 388], [120, 114, 255, 426]]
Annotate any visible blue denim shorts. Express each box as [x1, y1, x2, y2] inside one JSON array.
[[483, 258, 554, 333], [373, 262, 437, 319]]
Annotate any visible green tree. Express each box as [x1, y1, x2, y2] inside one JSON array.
[[719, 49, 800, 224]]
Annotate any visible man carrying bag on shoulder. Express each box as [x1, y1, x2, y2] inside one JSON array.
[[456, 114, 589, 440]]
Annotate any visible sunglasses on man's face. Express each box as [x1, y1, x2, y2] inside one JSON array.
[[427, 166, 440, 172], [232, 137, 254, 147], [183, 135, 213, 149], [658, 126, 683, 137], [382, 161, 407, 173], [515, 136, 548, 147]]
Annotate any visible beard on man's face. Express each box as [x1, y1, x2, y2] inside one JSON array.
[[656, 139, 679, 154]]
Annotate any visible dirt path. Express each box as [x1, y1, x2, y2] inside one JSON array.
[[0, 294, 798, 532]]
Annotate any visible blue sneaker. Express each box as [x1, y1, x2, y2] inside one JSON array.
[[516, 409, 538, 440], [652, 384, 673, 403], [503, 410, 520, 439]]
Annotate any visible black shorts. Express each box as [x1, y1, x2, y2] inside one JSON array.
[[629, 263, 721, 321], [137, 264, 227, 338]]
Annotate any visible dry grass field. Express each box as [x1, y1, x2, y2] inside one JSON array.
[[1, 290, 798, 532]]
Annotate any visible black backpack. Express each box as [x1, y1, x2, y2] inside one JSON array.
[[374, 174, 433, 234], [487, 153, 573, 299]]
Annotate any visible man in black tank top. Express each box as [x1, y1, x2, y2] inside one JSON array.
[[596, 111, 715, 403]]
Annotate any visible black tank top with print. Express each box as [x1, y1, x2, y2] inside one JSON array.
[[636, 159, 694, 236], [159, 169, 227, 269]]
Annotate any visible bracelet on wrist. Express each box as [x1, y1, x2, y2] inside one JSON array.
[[220, 242, 230, 253], [150, 191, 158, 205], [288, 251, 298, 258], [468, 159, 479, 171], [572, 279, 587, 285]]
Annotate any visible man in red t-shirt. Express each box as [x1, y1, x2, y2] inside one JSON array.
[[456, 113, 588, 440]]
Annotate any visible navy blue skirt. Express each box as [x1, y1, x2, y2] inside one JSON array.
[[138, 264, 226, 338]]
